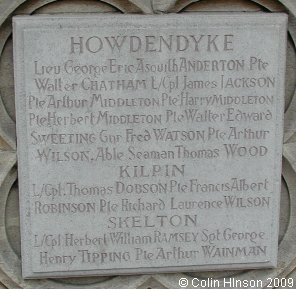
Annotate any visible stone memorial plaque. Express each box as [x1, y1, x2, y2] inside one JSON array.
[[13, 14, 287, 278]]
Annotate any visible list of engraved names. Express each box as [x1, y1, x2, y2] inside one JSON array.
[[13, 15, 287, 277]]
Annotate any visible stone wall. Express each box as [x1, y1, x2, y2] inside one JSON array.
[[0, 0, 295, 288]]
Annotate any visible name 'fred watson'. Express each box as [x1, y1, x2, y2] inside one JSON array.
[[70, 34, 234, 54]]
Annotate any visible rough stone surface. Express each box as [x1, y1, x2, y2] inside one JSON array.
[[0, 1, 295, 289], [13, 13, 287, 278]]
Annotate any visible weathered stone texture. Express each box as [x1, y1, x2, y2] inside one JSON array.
[[0, 0, 296, 288]]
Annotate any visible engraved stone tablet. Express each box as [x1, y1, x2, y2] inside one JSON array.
[[13, 13, 287, 278]]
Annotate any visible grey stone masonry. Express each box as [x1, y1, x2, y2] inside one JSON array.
[[13, 13, 287, 278]]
